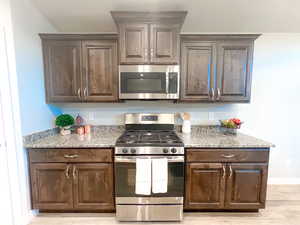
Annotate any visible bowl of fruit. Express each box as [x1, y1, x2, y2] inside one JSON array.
[[219, 118, 243, 135]]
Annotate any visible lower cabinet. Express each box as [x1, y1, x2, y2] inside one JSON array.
[[28, 149, 115, 211], [225, 163, 268, 209], [73, 163, 114, 210], [185, 163, 225, 209], [184, 149, 269, 211], [30, 163, 73, 210]]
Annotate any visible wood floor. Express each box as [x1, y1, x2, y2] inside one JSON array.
[[29, 185, 300, 225]]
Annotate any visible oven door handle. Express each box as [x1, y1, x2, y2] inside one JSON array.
[[115, 156, 184, 163]]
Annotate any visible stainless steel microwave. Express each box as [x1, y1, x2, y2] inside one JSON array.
[[119, 65, 179, 100]]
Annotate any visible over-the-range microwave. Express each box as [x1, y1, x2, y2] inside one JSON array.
[[119, 65, 179, 100]]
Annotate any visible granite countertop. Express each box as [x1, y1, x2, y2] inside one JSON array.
[[177, 127, 274, 148], [23, 126, 124, 149], [23, 126, 274, 149]]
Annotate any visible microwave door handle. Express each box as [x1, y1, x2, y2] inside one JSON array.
[[166, 72, 169, 94]]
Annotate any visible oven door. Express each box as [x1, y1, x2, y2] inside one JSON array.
[[115, 155, 184, 204]]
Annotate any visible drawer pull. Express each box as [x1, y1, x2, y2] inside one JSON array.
[[64, 154, 79, 159], [221, 154, 235, 158]]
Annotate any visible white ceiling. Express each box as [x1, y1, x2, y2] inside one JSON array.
[[30, 0, 300, 33]]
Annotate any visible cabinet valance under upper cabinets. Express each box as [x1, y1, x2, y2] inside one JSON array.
[[111, 11, 187, 65]]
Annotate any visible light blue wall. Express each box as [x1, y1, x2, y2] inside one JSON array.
[[10, 0, 61, 135]]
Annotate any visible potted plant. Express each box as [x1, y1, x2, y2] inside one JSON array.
[[55, 114, 75, 136], [220, 118, 243, 135]]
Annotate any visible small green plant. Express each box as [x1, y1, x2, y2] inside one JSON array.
[[55, 114, 74, 128]]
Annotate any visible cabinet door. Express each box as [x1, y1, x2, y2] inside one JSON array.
[[43, 40, 82, 102], [82, 40, 118, 102], [73, 163, 114, 210], [181, 42, 216, 101], [185, 163, 226, 210], [225, 163, 268, 209], [216, 41, 253, 102], [150, 24, 179, 64], [30, 163, 73, 210], [119, 23, 148, 64]]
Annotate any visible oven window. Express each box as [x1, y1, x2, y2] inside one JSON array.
[[115, 162, 184, 197], [121, 72, 167, 93]]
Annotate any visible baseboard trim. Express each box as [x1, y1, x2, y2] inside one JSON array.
[[268, 178, 300, 185]]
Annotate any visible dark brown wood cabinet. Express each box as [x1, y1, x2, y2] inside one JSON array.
[[111, 11, 186, 65], [185, 163, 225, 209], [225, 163, 268, 209], [73, 163, 114, 210], [40, 34, 119, 103], [82, 40, 118, 102], [180, 34, 260, 103], [28, 149, 115, 211], [185, 148, 269, 211], [150, 24, 179, 64], [30, 163, 73, 210], [42, 40, 82, 102], [216, 41, 253, 102], [180, 40, 216, 101], [119, 23, 149, 64]]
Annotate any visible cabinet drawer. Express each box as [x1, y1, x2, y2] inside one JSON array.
[[29, 149, 113, 163], [186, 149, 269, 163]]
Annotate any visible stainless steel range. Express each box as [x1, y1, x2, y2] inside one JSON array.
[[115, 113, 184, 221]]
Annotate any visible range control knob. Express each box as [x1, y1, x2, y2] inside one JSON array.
[[131, 148, 136, 154], [171, 148, 177, 153], [122, 148, 128, 154], [163, 148, 169, 154]]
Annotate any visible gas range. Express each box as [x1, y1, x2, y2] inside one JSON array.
[[114, 113, 184, 221], [115, 130, 184, 155]]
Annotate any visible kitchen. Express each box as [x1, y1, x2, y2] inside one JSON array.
[[0, 0, 300, 225]]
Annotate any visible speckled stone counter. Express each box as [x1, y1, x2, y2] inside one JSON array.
[[177, 127, 274, 148], [23, 126, 124, 149], [24, 125, 274, 149]]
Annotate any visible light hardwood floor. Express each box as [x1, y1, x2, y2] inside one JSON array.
[[29, 185, 300, 225]]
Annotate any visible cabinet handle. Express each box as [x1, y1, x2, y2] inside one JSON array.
[[72, 165, 77, 179], [65, 165, 71, 179], [217, 88, 221, 101], [229, 165, 233, 178], [145, 48, 148, 58], [221, 154, 235, 158], [222, 165, 226, 179], [77, 88, 81, 99], [211, 88, 215, 100], [84, 88, 87, 98], [64, 154, 79, 159], [150, 48, 154, 57]]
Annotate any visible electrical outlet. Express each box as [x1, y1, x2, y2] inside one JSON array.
[[88, 112, 95, 121], [209, 112, 215, 120]]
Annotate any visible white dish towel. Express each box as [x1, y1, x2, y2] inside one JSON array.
[[152, 158, 168, 193], [135, 158, 152, 195]]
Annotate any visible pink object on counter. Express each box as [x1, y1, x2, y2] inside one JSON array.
[[77, 127, 84, 135], [84, 125, 91, 134]]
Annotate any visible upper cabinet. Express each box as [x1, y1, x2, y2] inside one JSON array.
[[42, 40, 82, 102], [180, 34, 260, 103], [216, 41, 253, 102], [111, 11, 187, 65], [119, 23, 149, 64], [40, 34, 119, 103]]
